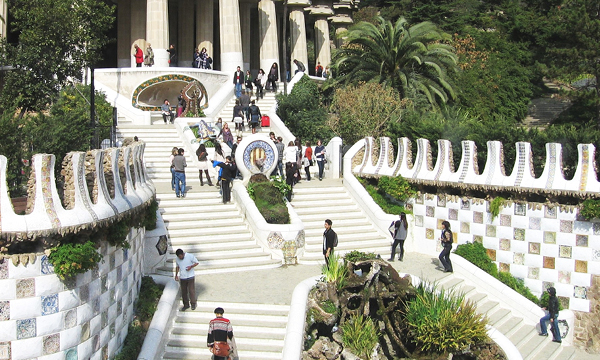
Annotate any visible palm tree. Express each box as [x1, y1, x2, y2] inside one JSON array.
[[331, 17, 458, 107]]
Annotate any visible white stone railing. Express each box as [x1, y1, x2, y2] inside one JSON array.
[[231, 181, 305, 264], [355, 136, 599, 194], [0, 142, 155, 239]]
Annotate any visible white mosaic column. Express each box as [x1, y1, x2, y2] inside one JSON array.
[[146, 0, 170, 67], [288, 1, 309, 74], [196, 0, 214, 58], [240, 2, 252, 71], [258, 0, 280, 73], [314, 16, 332, 69], [220, 0, 244, 73], [178, 0, 195, 67]]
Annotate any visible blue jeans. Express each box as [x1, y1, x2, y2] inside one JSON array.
[[540, 312, 561, 341], [317, 160, 325, 179], [235, 83, 242, 98], [170, 167, 176, 189], [439, 244, 453, 272], [174, 171, 186, 196], [276, 160, 284, 178]]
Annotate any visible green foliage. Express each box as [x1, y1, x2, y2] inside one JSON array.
[[321, 300, 338, 315], [358, 177, 413, 215], [142, 199, 159, 230], [48, 241, 103, 279], [344, 250, 378, 263], [540, 291, 564, 311], [580, 199, 600, 220], [276, 75, 333, 142], [378, 176, 417, 203], [321, 253, 348, 291], [114, 324, 145, 360], [496, 271, 539, 305], [248, 181, 290, 224], [455, 242, 498, 277], [107, 220, 131, 249], [403, 282, 488, 353], [489, 197, 506, 221], [1, 0, 115, 112], [0, 108, 24, 195], [341, 314, 379, 359], [136, 276, 164, 322], [331, 16, 458, 107], [185, 108, 206, 117], [329, 82, 404, 145], [270, 175, 292, 200]]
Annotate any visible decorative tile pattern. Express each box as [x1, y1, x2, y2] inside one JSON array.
[[415, 215, 423, 227], [156, 235, 168, 255], [574, 286, 588, 299], [109, 253, 115, 270], [514, 228, 525, 241], [544, 231, 556, 244], [123, 248, 128, 261], [542, 281, 555, 291], [81, 322, 90, 341], [437, 195, 446, 207], [102, 310, 108, 327], [132, 74, 207, 110], [529, 217, 541, 230], [0, 261, 7, 280], [594, 222, 600, 235], [575, 260, 588, 273], [101, 275, 108, 293], [487, 249, 496, 261], [43, 333, 60, 355], [117, 266, 122, 282], [267, 232, 285, 249], [426, 206, 435, 217], [499, 263, 510, 273], [543, 257, 555, 269], [65, 348, 77, 360], [514, 253, 525, 265], [41, 255, 54, 275], [558, 271, 571, 284], [486, 225, 496, 237], [545, 206, 557, 219], [448, 208, 458, 221], [461, 199, 470, 210], [415, 194, 424, 204], [65, 309, 77, 329], [560, 220, 573, 233], [117, 300, 122, 315], [529, 242, 540, 255], [94, 334, 100, 352], [473, 212, 483, 224], [558, 297, 570, 311], [16, 278, 35, 298], [500, 215, 511, 226], [514, 203, 526, 216], [528, 267, 540, 279], [473, 235, 483, 244], [94, 298, 100, 316], [460, 222, 470, 233], [0, 302, 9, 321], [559, 245, 572, 259], [63, 277, 76, 290], [0, 342, 10, 360], [500, 239, 511, 251], [295, 230, 306, 248], [79, 284, 89, 303], [17, 318, 36, 339], [594, 250, 600, 261], [576, 235, 588, 247], [425, 228, 434, 240], [41, 294, 59, 315]]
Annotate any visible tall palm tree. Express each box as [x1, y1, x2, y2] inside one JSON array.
[[332, 17, 458, 107]]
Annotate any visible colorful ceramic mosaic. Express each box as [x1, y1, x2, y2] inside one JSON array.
[[425, 228, 434, 239], [17, 318, 36, 339], [473, 235, 483, 243], [545, 206, 557, 219], [415, 215, 423, 227], [559, 245, 572, 259], [0, 301, 9, 321], [487, 249, 496, 261], [43, 333, 60, 355], [41, 294, 59, 315], [500, 239, 511, 251], [514, 228, 525, 241], [16, 278, 35, 298], [0, 261, 7, 280], [461, 199, 470, 210], [473, 212, 483, 224], [131, 74, 208, 111], [295, 230, 306, 248], [575, 260, 587, 273], [543, 256, 555, 269], [460, 222, 470, 233], [500, 214, 511, 227], [0, 343, 10, 360], [267, 231, 285, 249], [242, 140, 276, 175], [528, 267, 540, 279], [426, 206, 435, 217], [574, 286, 588, 299], [65, 309, 77, 329], [558, 271, 571, 284], [499, 262, 510, 272], [576, 235, 588, 247], [544, 231, 556, 244], [437, 195, 446, 207], [529, 217, 541, 230], [560, 220, 573, 233], [513, 253, 525, 265], [528, 242, 540, 255], [448, 208, 458, 220], [486, 225, 496, 237], [65, 348, 77, 360], [514, 203, 526, 216]]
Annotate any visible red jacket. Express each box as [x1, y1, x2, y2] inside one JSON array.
[[134, 47, 144, 64]]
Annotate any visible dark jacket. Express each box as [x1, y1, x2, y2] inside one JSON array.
[[249, 104, 261, 120], [215, 162, 237, 180], [548, 287, 559, 316], [323, 228, 337, 254], [295, 60, 306, 72], [207, 317, 233, 346], [233, 70, 243, 85]]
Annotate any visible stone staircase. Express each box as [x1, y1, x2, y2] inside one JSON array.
[[437, 275, 578, 360], [293, 179, 392, 264], [117, 125, 281, 275], [162, 301, 289, 360], [523, 97, 572, 128]]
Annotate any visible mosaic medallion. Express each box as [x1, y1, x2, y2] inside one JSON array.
[[576, 235, 588, 247], [448, 208, 458, 221], [500, 239, 511, 251], [242, 140, 276, 174], [528, 267, 540, 279], [528, 242, 540, 255], [156, 235, 168, 255], [558, 271, 571, 284], [544, 231, 556, 244], [529, 217, 541, 230], [559, 245, 572, 259]]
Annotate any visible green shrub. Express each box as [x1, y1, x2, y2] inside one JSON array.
[[321, 300, 338, 314], [358, 177, 412, 215], [114, 324, 145, 360], [48, 241, 103, 279], [540, 291, 564, 311], [496, 272, 539, 305], [341, 314, 379, 359], [378, 176, 417, 203], [136, 276, 164, 321], [322, 253, 348, 291], [249, 181, 290, 224], [142, 199, 158, 231], [489, 197, 506, 221], [580, 199, 600, 220], [270, 175, 292, 200], [344, 250, 378, 263], [455, 242, 498, 277], [403, 282, 488, 353], [107, 220, 131, 249]]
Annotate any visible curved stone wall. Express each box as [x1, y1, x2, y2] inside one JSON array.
[[0, 228, 145, 360]]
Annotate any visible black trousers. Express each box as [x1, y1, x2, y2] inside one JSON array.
[[391, 239, 405, 260], [439, 244, 453, 272], [221, 179, 231, 203]]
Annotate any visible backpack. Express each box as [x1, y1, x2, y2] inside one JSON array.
[[333, 231, 338, 247]]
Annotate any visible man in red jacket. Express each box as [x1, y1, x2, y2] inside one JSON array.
[[133, 44, 143, 67]]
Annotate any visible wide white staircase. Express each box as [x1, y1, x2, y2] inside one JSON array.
[[117, 125, 281, 275], [162, 301, 289, 360], [293, 179, 392, 264]]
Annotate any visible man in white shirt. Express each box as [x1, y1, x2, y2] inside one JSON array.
[[175, 248, 199, 311]]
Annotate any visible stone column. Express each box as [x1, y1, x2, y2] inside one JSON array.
[[288, 0, 310, 74], [0, 0, 7, 39], [240, 2, 252, 71], [196, 0, 214, 58], [146, 0, 170, 67], [117, 0, 132, 67], [220, 0, 244, 73], [258, 0, 279, 73], [330, 8, 353, 48], [130, 0, 147, 67], [308, 6, 334, 69], [178, 0, 195, 67]]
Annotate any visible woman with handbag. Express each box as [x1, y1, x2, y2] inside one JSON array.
[[207, 307, 235, 360], [303, 141, 313, 181], [196, 144, 213, 186]]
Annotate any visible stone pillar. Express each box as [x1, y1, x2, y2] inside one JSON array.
[[146, 0, 170, 67], [220, 0, 244, 73], [178, 0, 195, 67], [258, 0, 279, 74], [130, 0, 147, 67], [288, 0, 310, 74], [117, 0, 132, 67], [0, 0, 7, 39], [196, 0, 214, 58], [330, 11, 353, 48], [240, 2, 252, 71], [314, 16, 331, 69]]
